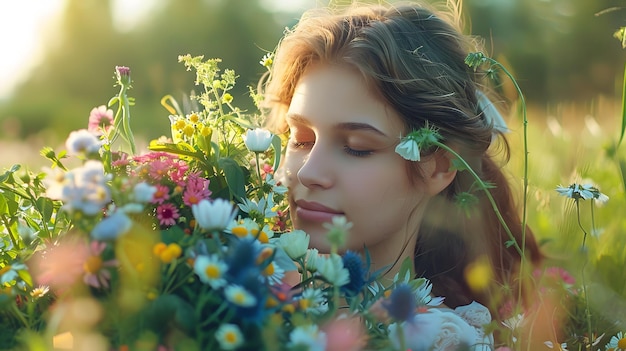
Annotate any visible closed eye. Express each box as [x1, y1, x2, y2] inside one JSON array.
[[343, 146, 373, 157]]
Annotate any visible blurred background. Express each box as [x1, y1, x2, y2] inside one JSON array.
[[0, 0, 625, 168]]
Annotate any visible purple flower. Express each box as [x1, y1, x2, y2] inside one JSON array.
[[115, 66, 131, 85]]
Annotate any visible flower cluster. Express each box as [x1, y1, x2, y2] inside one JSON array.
[[0, 56, 490, 351]]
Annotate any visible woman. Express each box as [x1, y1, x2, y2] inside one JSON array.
[[261, 0, 542, 344]]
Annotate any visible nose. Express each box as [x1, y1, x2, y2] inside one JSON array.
[[296, 143, 334, 189]]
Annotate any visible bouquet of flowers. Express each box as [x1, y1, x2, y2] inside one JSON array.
[[0, 55, 477, 351]]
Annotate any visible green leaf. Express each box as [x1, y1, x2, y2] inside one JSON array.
[[0, 194, 7, 216], [36, 197, 55, 224], [619, 62, 626, 148], [218, 157, 246, 201], [271, 134, 282, 172]]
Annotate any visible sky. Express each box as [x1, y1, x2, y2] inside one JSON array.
[[0, 0, 317, 100]]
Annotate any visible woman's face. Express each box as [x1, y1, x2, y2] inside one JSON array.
[[282, 64, 430, 264]]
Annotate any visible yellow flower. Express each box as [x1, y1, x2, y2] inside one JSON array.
[[188, 113, 200, 123]]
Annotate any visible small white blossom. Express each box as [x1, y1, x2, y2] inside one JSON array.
[[243, 128, 273, 152], [275, 230, 310, 260], [194, 255, 228, 289], [215, 323, 244, 350], [314, 253, 349, 287], [395, 136, 421, 161], [288, 325, 327, 351], [224, 285, 257, 307], [65, 129, 102, 156], [192, 198, 238, 231], [238, 195, 277, 218]]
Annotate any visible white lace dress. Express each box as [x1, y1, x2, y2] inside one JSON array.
[[388, 301, 494, 351]]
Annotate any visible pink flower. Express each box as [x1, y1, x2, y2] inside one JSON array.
[[83, 241, 117, 289], [156, 203, 180, 226], [182, 173, 211, 206], [151, 184, 171, 204], [31, 239, 90, 293], [323, 316, 367, 351], [88, 105, 114, 135]]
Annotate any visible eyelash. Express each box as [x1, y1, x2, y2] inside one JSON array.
[[290, 140, 372, 157], [343, 146, 372, 157]]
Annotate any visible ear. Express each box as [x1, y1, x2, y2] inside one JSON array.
[[420, 149, 457, 196]]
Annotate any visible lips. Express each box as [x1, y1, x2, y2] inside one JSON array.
[[294, 200, 343, 223]]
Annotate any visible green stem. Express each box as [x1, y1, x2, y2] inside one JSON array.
[[575, 200, 592, 350], [434, 142, 524, 257]]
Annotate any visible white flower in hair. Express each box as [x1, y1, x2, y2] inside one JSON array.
[[395, 136, 421, 161]]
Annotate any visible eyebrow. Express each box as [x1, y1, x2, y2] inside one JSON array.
[[286, 113, 389, 137]]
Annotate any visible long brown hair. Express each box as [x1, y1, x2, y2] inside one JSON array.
[[260, 1, 541, 319]]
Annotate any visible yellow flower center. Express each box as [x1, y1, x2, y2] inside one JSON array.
[[174, 119, 186, 130], [263, 263, 275, 276], [189, 113, 200, 123], [299, 299, 310, 310], [187, 195, 199, 205], [205, 265, 221, 279], [225, 331, 238, 344], [84, 256, 103, 274], [618, 338, 626, 349], [231, 226, 248, 237], [183, 124, 195, 137], [257, 231, 269, 243]]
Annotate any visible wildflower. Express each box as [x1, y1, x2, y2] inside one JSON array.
[[83, 241, 117, 289], [222, 93, 233, 104], [304, 248, 320, 273], [340, 251, 366, 296], [31, 239, 90, 292], [51, 161, 111, 215], [243, 128, 273, 153], [30, 286, 50, 299], [225, 284, 257, 307], [228, 218, 261, 239], [192, 198, 238, 232], [259, 52, 273, 68], [414, 279, 445, 307], [395, 136, 421, 161], [323, 216, 353, 249], [383, 284, 415, 321], [606, 331, 626, 351], [91, 210, 132, 240], [65, 129, 102, 156], [115, 66, 131, 85], [464, 255, 494, 293], [193, 255, 228, 289], [156, 203, 180, 227], [238, 195, 277, 220], [555, 183, 609, 203], [288, 325, 327, 351], [151, 184, 170, 204], [275, 230, 310, 260], [215, 323, 244, 350], [315, 253, 350, 287], [395, 126, 442, 162], [133, 182, 157, 203], [298, 288, 329, 315], [182, 173, 211, 206], [88, 105, 114, 135], [153, 243, 182, 264]]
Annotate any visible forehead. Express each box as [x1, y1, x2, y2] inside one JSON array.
[[287, 64, 405, 133]]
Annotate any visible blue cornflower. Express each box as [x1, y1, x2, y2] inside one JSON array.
[[340, 251, 366, 297], [383, 284, 416, 322]]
